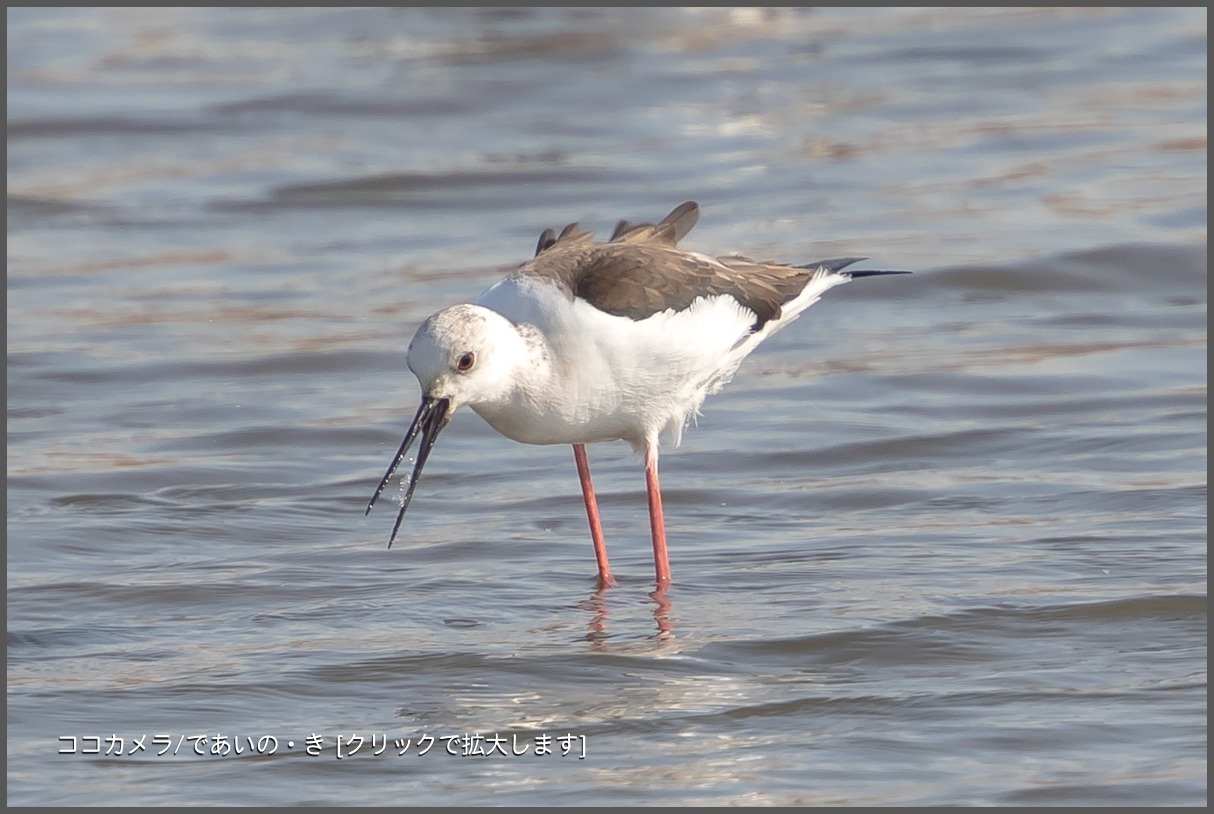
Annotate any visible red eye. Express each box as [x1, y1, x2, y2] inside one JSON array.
[[457, 352, 475, 372]]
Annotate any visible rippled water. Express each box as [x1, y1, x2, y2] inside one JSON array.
[[7, 7, 1206, 806]]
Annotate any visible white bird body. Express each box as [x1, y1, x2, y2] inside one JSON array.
[[368, 201, 908, 588], [470, 274, 770, 450]]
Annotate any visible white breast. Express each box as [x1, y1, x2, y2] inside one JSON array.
[[474, 276, 758, 450]]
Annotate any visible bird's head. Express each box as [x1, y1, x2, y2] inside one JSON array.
[[366, 304, 523, 546], [404, 303, 519, 415]]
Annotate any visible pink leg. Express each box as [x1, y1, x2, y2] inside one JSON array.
[[573, 444, 616, 589], [644, 442, 672, 587]]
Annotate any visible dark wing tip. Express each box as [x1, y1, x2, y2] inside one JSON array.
[[796, 258, 911, 277], [795, 257, 867, 273], [847, 270, 913, 278], [796, 258, 912, 276]]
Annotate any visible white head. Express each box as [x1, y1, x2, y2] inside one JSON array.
[[406, 303, 524, 414], [366, 303, 526, 547]]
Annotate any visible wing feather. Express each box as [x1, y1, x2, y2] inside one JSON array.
[[518, 203, 876, 329]]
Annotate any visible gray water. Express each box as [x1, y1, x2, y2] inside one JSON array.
[[6, 7, 1206, 806]]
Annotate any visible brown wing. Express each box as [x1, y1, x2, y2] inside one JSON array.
[[520, 202, 862, 328], [524, 243, 822, 328], [573, 247, 817, 326]]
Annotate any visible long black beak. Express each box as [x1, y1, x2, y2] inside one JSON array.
[[366, 395, 451, 548]]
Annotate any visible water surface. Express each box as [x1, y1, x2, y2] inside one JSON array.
[[7, 7, 1206, 806]]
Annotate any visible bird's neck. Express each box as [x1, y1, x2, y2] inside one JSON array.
[[468, 320, 561, 444]]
